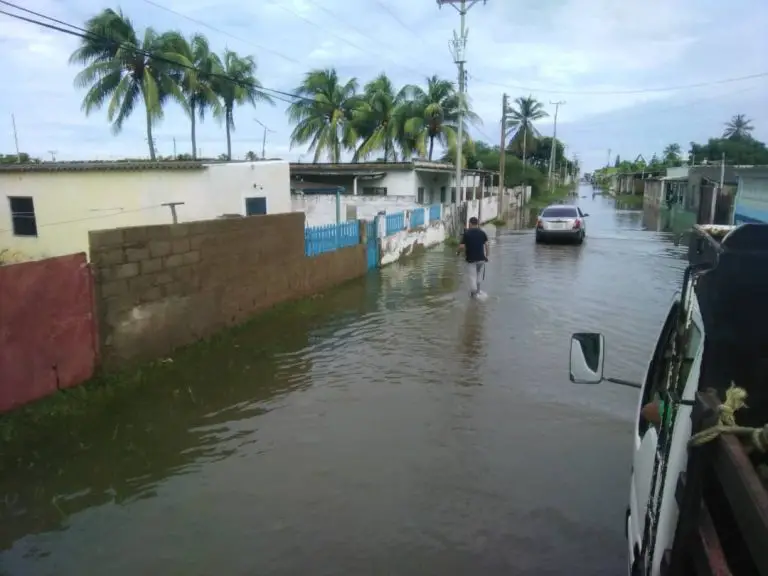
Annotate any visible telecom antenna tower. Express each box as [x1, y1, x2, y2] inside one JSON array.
[[437, 0, 486, 205]]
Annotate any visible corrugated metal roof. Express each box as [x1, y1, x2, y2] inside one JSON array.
[[0, 161, 207, 173]]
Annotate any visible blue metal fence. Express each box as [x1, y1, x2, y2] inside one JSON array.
[[385, 212, 405, 235], [305, 222, 359, 256], [428, 204, 441, 222], [410, 208, 425, 228]]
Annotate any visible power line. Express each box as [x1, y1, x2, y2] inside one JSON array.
[[138, 0, 301, 65], [371, 0, 421, 38], [0, 1, 310, 105], [0, 204, 169, 235], [262, 0, 428, 81], [468, 70, 768, 96]]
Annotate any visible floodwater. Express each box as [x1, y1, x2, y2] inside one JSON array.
[[0, 185, 687, 576]]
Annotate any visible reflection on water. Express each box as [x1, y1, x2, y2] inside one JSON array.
[[1, 186, 688, 576]]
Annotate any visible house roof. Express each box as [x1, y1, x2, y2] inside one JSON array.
[[0, 161, 207, 173], [290, 180, 345, 193], [289, 160, 498, 177]]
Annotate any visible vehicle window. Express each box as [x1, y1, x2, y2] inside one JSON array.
[[639, 316, 702, 435], [638, 304, 679, 436], [541, 207, 578, 218], [677, 322, 702, 387]]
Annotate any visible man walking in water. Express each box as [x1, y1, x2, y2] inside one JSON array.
[[457, 217, 489, 298]]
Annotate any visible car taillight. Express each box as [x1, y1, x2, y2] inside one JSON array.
[[537, 218, 544, 228], [572, 219, 581, 229]]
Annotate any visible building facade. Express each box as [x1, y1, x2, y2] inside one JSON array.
[[733, 167, 768, 224], [0, 160, 291, 262], [289, 161, 500, 226]]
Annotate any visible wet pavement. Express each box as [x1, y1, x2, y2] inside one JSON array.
[[0, 186, 688, 576]]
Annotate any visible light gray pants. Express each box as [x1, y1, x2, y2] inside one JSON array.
[[466, 261, 485, 294]]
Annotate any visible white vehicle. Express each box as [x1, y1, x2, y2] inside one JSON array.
[[535, 204, 588, 245], [569, 224, 768, 576]]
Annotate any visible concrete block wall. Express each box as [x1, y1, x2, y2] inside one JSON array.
[[89, 213, 366, 367]]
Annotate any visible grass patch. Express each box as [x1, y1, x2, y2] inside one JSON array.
[[614, 193, 644, 209], [445, 236, 460, 247], [526, 184, 575, 209], [488, 218, 507, 226]]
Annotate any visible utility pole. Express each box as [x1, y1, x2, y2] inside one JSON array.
[[711, 151, 725, 224], [47, 150, 57, 162], [254, 118, 274, 159], [11, 114, 20, 162], [173, 137, 177, 158], [162, 202, 185, 224], [438, 0, 486, 206], [606, 148, 611, 169], [548, 100, 565, 192], [498, 93, 508, 217]]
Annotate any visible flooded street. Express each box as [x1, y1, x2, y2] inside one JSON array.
[[1, 186, 687, 576]]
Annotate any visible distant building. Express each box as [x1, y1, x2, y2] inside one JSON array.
[[0, 160, 291, 261], [733, 166, 768, 224], [289, 160, 500, 227]]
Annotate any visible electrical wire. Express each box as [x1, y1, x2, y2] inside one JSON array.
[[469, 70, 768, 96], [138, 0, 301, 65], [0, 1, 311, 105], [0, 204, 170, 235]]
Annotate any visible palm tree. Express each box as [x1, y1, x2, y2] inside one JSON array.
[[393, 98, 427, 160], [69, 8, 187, 160], [663, 143, 681, 165], [211, 50, 273, 161], [404, 76, 457, 161], [408, 75, 480, 161], [287, 68, 361, 163], [174, 34, 222, 159], [723, 114, 754, 140], [505, 96, 548, 170], [353, 73, 409, 162]]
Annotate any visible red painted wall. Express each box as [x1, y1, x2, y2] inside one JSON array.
[[0, 253, 97, 412]]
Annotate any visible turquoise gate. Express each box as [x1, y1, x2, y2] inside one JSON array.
[[365, 220, 378, 270]]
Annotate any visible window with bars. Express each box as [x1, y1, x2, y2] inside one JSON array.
[[8, 196, 38, 237], [417, 187, 425, 204]]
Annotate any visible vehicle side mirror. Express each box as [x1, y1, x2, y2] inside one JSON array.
[[582, 213, 589, 217], [569, 333, 605, 384]]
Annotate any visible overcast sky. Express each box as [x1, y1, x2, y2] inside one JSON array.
[[2, 0, 767, 171]]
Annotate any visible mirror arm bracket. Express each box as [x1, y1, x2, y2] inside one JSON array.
[[604, 377, 642, 389]]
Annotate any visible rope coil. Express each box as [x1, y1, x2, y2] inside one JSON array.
[[688, 384, 768, 453]]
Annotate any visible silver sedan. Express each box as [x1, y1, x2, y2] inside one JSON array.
[[535, 204, 588, 244]]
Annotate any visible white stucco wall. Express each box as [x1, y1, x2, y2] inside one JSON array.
[[293, 194, 423, 227], [379, 220, 447, 266], [0, 161, 291, 261]]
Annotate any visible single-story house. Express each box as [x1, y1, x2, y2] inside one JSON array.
[[733, 166, 768, 224], [289, 160, 498, 204], [617, 169, 665, 195], [0, 160, 291, 262]]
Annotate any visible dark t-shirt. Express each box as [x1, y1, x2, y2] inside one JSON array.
[[461, 227, 488, 263]]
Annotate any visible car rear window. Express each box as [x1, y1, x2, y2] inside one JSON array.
[[541, 207, 578, 218]]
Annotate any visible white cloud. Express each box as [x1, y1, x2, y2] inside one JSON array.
[[0, 0, 765, 169]]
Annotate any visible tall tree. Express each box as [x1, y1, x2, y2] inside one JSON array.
[[663, 143, 682, 166], [174, 34, 222, 159], [353, 73, 406, 161], [212, 50, 273, 161], [505, 95, 548, 169], [723, 114, 754, 140], [406, 75, 479, 161], [70, 8, 188, 160], [287, 68, 361, 163]]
